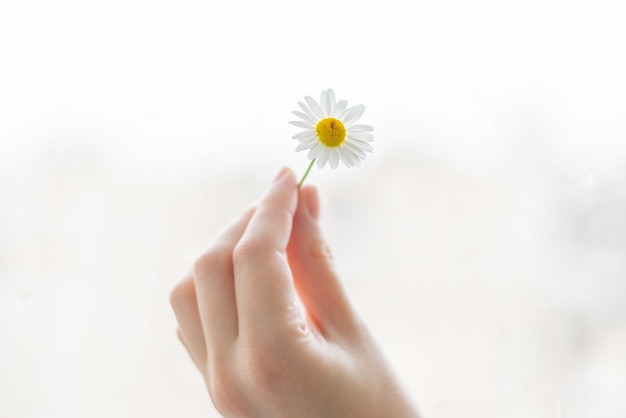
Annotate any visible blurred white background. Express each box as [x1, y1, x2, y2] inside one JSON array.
[[1, 0, 625, 417]]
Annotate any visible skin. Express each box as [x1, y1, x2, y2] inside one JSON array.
[[170, 167, 421, 418]]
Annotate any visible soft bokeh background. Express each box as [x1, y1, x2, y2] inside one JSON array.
[[1, 0, 625, 417]]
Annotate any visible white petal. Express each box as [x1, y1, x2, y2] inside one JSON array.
[[349, 124, 374, 133], [342, 104, 365, 126], [295, 142, 313, 152], [350, 132, 374, 142], [289, 120, 314, 129], [321, 90, 330, 116], [307, 142, 323, 160], [350, 138, 374, 152], [292, 110, 316, 125], [338, 148, 355, 167], [297, 137, 317, 147], [334, 100, 347, 118], [304, 95, 324, 119], [344, 147, 362, 166], [329, 150, 339, 169], [317, 147, 330, 169], [297, 101, 317, 121], [327, 89, 336, 116], [344, 142, 367, 158], [292, 130, 316, 140]]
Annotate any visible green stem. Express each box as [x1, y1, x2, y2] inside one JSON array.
[[297, 159, 316, 188]]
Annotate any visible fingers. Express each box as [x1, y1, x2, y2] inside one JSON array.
[[287, 185, 358, 339], [194, 207, 256, 359], [170, 275, 206, 369], [177, 328, 202, 370], [233, 167, 300, 334]]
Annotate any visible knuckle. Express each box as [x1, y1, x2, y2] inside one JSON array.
[[193, 246, 227, 278], [169, 278, 191, 309], [232, 238, 264, 264]]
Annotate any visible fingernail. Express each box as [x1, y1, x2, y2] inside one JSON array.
[[273, 166, 291, 183], [304, 187, 320, 221]]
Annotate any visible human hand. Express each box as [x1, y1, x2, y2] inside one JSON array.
[[170, 167, 420, 418]]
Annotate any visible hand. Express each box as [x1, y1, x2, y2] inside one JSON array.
[[170, 167, 420, 418]]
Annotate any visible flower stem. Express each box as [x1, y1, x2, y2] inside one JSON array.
[[297, 159, 316, 188]]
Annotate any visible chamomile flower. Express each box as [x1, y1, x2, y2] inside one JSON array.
[[290, 89, 373, 182]]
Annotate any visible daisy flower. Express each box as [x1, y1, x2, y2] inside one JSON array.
[[290, 89, 373, 186]]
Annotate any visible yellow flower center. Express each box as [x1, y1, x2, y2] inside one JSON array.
[[315, 118, 346, 147]]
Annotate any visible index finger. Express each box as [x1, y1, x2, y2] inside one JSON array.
[[232, 167, 300, 335]]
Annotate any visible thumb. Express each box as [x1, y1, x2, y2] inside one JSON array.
[[287, 185, 359, 339]]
